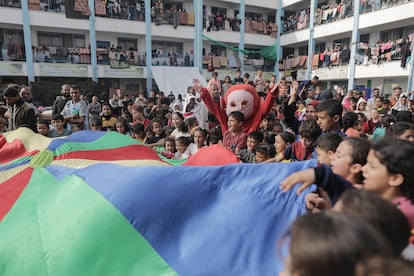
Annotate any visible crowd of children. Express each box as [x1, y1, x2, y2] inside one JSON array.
[[2, 72, 414, 273]]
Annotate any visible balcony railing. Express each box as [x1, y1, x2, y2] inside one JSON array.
[[282, 0, 411, 34]]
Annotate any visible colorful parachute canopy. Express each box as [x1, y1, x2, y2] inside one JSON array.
[[0, 128, 317, 275]]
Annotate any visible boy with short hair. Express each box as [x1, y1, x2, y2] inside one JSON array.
[[36, 121, 50, 136], [49, 114, 71, 137], [222, 111, 247, 154], [316, 99, 346, 137], [273, 119, 321, 162], [315, 132, 343, 165], [255, 144, 276, 163], [238, 131, 264, 163]]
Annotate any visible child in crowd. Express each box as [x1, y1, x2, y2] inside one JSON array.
[[174, 136, 192, 160], [36, 121, 50, 136], [191, 127, 208, 154], [385, 121, 414, 142], [161, 137, 176, 159], [131, 105, 150, 128], [255, 144, 275, 163], [185, 117, 199, 135], [281, 137, 414, 227], [121, 110, 133, 123], [342, 112, 361, 137], [272, 132, 296, 162], [89, 118, 102, 131], [222, 111, 247, 154], [238, 131, 264, 163], [130, 123, 147, 143], [314, 132, 343, 165], [279, 212, 391, 276], [146, 118, 166, 145], [101, 103, 117, 131], [316, 99, 345, 136], [49, 114, 71, 137], [371, 114, 395, 142], [260, 114, 277, 133], [208, 126, 222, 146], [115, 119, 130, 135], [170, 112, 190, 138], [269, 119, 321, 162], [367, 108, 382, 134]]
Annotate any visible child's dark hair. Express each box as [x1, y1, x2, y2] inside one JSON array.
[[102, 103, 112, 110], [344, 137, 372, 183], [164, 136, 176, 149], [131, 123, 146, 139], [193, 127, 208, 139], [164, 126, 175, 137], [372, 138, 414, 203], [255, 144, 276, 158], [36, 120, 49, 127], [317, 99, 343, 118], [381, 114, 395, 128], [342, 112, 359, 132], [185, 117, 198, 130], [150, 117, 163, 128], [116, 118, 130, 132], [176, 136, 191, 147], [298, 119, 321, 140], [338, 189, 410, 256], [122, 111, 133, 122], [316, 132, 343, 153], [357, 112, 368, 122], [52, 114, 64, 121], [395, 111, 413, 123], [229, 111, 244, 123], [248, 131, 264, 143], [172, 112, 188, 133], [385, 122, 414, 138], [264, 131, 276, 145], [277, 132, 296, 145]]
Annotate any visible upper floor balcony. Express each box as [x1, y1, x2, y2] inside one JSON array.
[[280, 0, 414, 46]]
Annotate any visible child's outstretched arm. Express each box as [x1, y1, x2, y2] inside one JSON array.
[[281, 164, 353, 203], [280, 168, 316, 194]]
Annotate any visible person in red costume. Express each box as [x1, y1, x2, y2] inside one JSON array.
[[193, 79, 289, 135]]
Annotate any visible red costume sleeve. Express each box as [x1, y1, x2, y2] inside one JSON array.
[[200, 87, 228, 133]]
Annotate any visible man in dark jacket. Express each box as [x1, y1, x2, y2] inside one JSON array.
[[4, 85, 37, 132]]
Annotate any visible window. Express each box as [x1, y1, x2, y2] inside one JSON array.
[[298, 46, 308, 55], [72, 35, 85, 48], [283, 47, 294, 58], [38, 32, 64, 47], [380, 26, 413, 41], [211, 45, 226, 56], [333, 38, 350, 50], [212, 6, 227, 16], [359, 34, 370, 43], [315, 42, 326, 53], [267, 13, 275, 23], [3, 29, 24, 45], [152, 40, 183, 56], [37, 32, 85, 48], [118, 38, 137, 51], [163, 1, 183, 10]]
